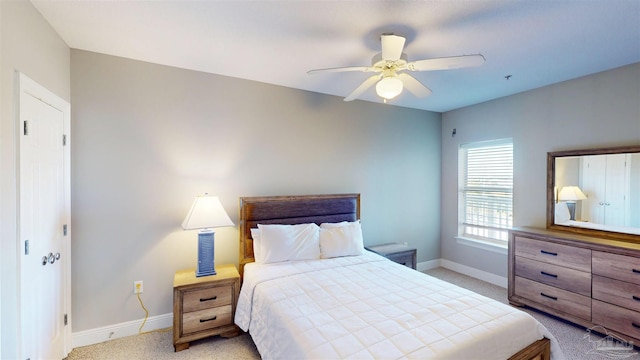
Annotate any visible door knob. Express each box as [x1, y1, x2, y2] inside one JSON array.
[[41, 252, 60, 265]]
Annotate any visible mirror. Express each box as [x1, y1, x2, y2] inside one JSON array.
[[547, 145, 640, 242]]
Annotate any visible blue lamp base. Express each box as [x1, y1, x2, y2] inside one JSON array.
[[566, 202, 577, 221], [196, 230, 216, 277]]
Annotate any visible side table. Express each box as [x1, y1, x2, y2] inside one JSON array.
[[366, 243, 417, 270], [173, 264, 240, 351]]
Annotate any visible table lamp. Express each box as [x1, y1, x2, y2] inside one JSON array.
[[182, 194, 234, 277], [558, 186, 587, 221]]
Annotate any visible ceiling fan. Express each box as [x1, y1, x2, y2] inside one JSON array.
[[308, 34, 485, 102]]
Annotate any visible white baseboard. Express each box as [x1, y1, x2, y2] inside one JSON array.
[[416, 259, 441, 272], [439, 259, 508, 288], [72, 313, 172, 348]]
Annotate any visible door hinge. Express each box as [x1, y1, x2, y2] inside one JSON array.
[[23, 120, 28, 135], [63, 134, 67, 146], [25, 240, 29, 255], [63, 224, 68, 236], [64, 314, 68, 326]]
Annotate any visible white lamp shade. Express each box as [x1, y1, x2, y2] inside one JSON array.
[[376, 76, 403, 99], [558, 186, 587, 201], [182, 195, 234, 230]]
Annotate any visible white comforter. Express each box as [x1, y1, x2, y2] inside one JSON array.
[[235, 252, 563, 360]]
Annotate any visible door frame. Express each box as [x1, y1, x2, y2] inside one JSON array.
[[16, 72, 72, 358]]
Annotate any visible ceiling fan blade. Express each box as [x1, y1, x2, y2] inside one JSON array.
[[407, 54, 485, 71], [398, 73, 432, 98], [307, 66, 375, 74], [381, 34, 405, 61], [344, 74, 382, 101]]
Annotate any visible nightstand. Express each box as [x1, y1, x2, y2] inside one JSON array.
[[173, 264, 240, 352], [366, 243, 417, 269]]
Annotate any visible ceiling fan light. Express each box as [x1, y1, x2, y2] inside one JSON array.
[[376, 77, 403, 100]]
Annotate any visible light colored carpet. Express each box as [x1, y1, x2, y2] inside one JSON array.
[[65, 267, 638, 360], [65, 329, 260, 360]]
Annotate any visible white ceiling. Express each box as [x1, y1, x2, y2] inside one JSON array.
[[31, 0, 640, 112]]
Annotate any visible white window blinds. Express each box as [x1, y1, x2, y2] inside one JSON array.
[[460, 140, 513, 242]]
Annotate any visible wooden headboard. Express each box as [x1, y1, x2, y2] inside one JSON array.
[[238, 193, 360, 276]]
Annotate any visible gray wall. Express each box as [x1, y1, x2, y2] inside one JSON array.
[[70, 50, 442, 332], [0, 1, 70, 358], [441, 63, 640, 277]]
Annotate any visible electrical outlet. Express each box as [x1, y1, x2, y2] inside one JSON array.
[[134, 280, 143, 294]]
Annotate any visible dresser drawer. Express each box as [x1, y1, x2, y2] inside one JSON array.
[[183, 285, 232, 312], [593, 251, 640, 285], [593, 275, 640, 312], [514, 276, 591, 320], [514, 236, 591, 272], [182, 305, 233, 335], [593, 300, 640, 341], [515, 256, 591, 296]]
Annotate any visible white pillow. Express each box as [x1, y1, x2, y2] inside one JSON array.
[[555, 202, 571, 223], [320, 221, 352, 228], [250, 228, 261, 261], [256, 223, 320, 264], [319, 220, 364, 258]]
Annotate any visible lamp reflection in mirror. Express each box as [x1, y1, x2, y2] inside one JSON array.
[[558, 186, 587, 221], [182, 194, 234, 277], [376, 76, 403, 100]]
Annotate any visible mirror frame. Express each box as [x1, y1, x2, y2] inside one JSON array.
[[547, 144, 640, 243]]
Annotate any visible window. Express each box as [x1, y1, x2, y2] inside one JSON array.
[[459, 139, 513, 243]]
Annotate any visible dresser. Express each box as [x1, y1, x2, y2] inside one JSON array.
[[509, 227, 640, 344], [173, 264, 240, 351]]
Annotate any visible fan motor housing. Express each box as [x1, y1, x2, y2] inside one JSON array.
[[371, 53, 408, 68]]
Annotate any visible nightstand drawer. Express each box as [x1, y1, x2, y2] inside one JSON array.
[[182, 305, 233, 335], [514, 276, 591, 320], [183, 286, 232, 312], [386, 252, 416, 269], [365, 243, 417, 270], [515, 256, 591, 296], [514, 236, 591, 272], [593, 251, 640, 285], [593, 275, 640, 312]]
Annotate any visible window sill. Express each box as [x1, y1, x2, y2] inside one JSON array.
[[455, 236, 508, 255]]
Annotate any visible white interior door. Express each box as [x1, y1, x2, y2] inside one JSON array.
[[581, 155, 606, 223], [603, 154, 628, 226], [18, 73, 71, 360]]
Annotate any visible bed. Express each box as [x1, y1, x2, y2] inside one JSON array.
[[234, 194, 563, 360]]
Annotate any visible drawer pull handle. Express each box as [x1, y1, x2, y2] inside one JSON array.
[[540, 292, 558, 301], [200, 296, 217, 302], [540, 250, 558, 256], [633, 295, 640, 302], [633, 269, 640, 274], [199, 316, 217, 323], [540, 271, 558, 278], [633, 323, 640, 329]]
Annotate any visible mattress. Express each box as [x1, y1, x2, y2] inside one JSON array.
[[235, 252, 564, 359]]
